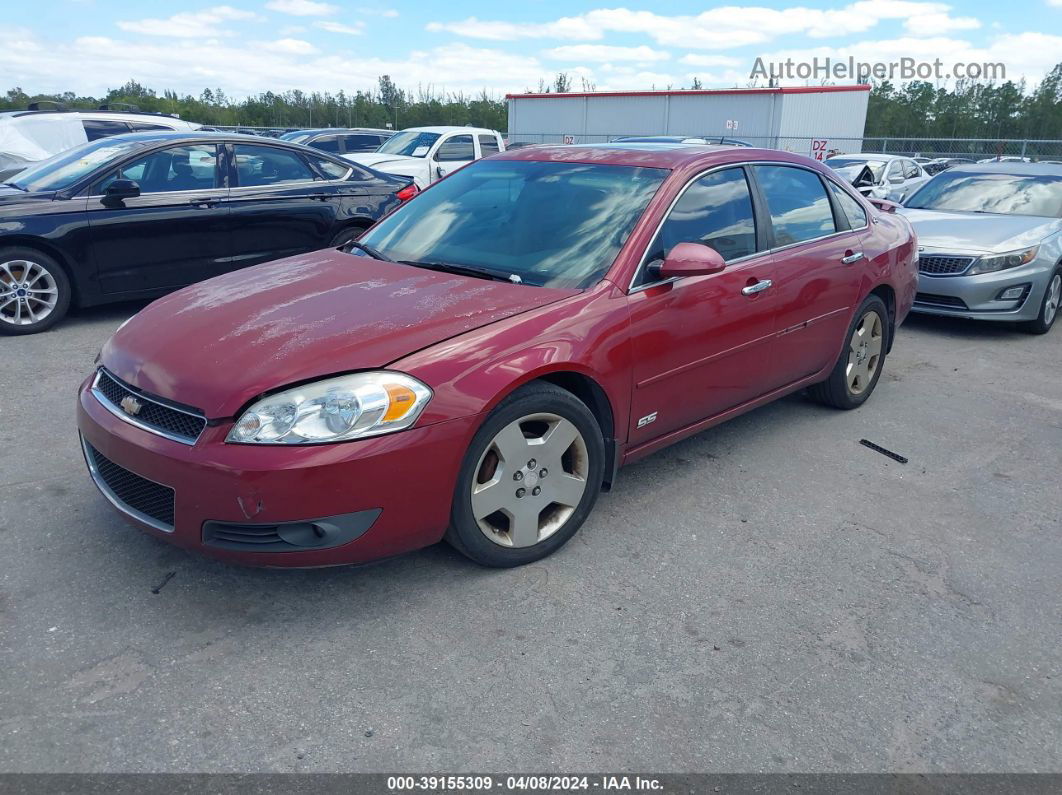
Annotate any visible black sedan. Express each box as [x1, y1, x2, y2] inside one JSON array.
[[0, 132, 416, 334]]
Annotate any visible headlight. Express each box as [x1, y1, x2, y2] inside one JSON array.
[[968, 246, 1039, 275], [227, 372, 432, 445]]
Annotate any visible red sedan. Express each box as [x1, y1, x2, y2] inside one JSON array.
[[78, 144, 917, 568]]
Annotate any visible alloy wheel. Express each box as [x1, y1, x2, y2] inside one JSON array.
[[846, 310, 883, 396], [1045, 274, 1061, 327], [0, 259, 59, 328], [471, 412, 589, 548]]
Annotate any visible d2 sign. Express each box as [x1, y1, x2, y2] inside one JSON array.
[[810, 139, 829, 161]]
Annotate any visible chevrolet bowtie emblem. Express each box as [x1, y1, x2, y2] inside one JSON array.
[[120, 395, 143, 416]]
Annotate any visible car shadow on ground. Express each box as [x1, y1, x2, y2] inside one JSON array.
[[901, 311, 1035, 340]]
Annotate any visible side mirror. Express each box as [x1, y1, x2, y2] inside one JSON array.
[[103, 179, 140, 202], [435, 165, 445, 178], [652, 242, 726, 279]]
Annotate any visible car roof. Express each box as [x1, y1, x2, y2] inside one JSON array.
[[495, 142, 789, 169], [828, 153, 900, 162], [0, 109, 197, 127], [402, 126, 498, 135], [287, 127, 393, 136], [946, 162, 1062, 176], [72, 130, 342, 149]]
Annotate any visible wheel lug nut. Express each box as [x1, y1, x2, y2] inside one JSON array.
[[515, 488, 526, 498], [513, 471, 523, 481], [527, 459, 536, 469], [539, 468, 548, 478], [532, 487, 541, 496]]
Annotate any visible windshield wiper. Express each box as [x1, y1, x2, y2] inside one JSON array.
[[399, 260, 524, 284], [342, 240, 395, 262]]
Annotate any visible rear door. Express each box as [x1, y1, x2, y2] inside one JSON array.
[[225, 142, 338, 265], [431, 134, 475, 181], [627, 166, 778, 443], [751, 164, 863, 388], [84, 142, 231, 293], [478, 134, 501, 159]]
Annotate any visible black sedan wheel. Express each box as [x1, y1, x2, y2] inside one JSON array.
[[0, 248, 72, 335]]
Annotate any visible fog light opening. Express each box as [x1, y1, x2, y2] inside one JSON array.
[[996, 284, 1029, 302]]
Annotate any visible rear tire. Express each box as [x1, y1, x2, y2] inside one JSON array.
[[1022, 270, 1061, 335], [807, 294, 889, 410], [0, 247, 72, 335], [446, 382, 605, 568]]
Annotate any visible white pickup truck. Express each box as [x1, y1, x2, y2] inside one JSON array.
[[345, 126, 505, 189]]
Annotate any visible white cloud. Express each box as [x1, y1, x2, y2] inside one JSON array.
[[428, 3, 986, 49], [359, 6, 399, 17], [904, 12, 980, 36], [426, 16, 602, 41], [260, 38, 318, 54], [117, 5, 259, 38], [265, 0, 337, 17], [680, 54, 744, 67], [315, 21, 365, 35], [544, 45, 670, 63]]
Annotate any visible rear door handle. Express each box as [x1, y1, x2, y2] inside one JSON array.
[[189, 197, 220, 209], [741, 279, 773, 296], [841, 251, 865, 264]]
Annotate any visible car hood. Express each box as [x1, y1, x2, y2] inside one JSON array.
[[101, 251, 577, 418], [899, 208, 1058, 254], [0, 186, 56, 211]]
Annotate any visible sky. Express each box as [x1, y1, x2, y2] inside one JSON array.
[[3, 0, 1062, 99]]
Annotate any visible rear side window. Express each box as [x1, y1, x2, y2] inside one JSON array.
[[128, 122, 171, 132], [638, 167, 758, 285], [827, 181, 868, 229], [342, 134, 385, 153], [307, 155, 351, 180], [479, 135, 500, 156], [83, 119, 131, 141], [233, 144, 314, 186], [754, 165, 836, 246], [436, 135, 474, 162], [309, 136, 340, 153]]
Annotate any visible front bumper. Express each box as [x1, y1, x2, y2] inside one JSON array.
[[912, 257, 1054, 322], [77, 376, 477, 567]]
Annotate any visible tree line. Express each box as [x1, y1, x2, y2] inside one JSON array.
[[3, 64, 1060, 140]]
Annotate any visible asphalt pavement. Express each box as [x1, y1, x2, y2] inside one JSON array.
[[1, 301, 1059, 772]]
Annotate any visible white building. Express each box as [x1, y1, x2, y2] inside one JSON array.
[[506, 85, 870, 158]]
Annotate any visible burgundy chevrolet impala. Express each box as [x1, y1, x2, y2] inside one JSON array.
[[78, 144, 917, 568]]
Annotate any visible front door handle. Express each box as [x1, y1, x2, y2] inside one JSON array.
[[189, 197, 220, 209], [841, 251, 865, 264], [741, 279, 773, 296]]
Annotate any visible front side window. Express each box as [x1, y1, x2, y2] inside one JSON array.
[[357, 159, 667, 289], [902, 160, 921, 179], [886, 160, 904, 182], [233, 144, 314, 187], [436, 135, 475, 162], [638, 168, 758, 285], [94, 144, 219, 195], [904, 171, 1062, 217], [827, 181, 868, 229], [754, 165, 836, 246], [341, 134, 384, 153], [377, 131, 440, 157], [82, 119, 131, 141], [824, 158, 886, 182], [479, 135, 500, 156]]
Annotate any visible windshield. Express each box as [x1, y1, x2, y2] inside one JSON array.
[[357, 159, 668, 289], [10, 137, 144, 192], [904, 171, 1062, 217], [825, 158, 886, 181], [376, 131, 440, 157]]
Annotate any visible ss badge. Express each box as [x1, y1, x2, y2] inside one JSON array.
[[637, 412, 657, 429]]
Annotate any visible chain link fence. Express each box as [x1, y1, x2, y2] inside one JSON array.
[[506, 133, 1062, 163]]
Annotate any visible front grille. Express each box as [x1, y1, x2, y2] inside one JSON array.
[[915, 292, 969, 309], [93, 369, 207, 444], [919, 255, 975, 276], [84, 441, 175, 529]]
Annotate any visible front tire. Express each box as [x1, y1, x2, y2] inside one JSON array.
[[330, 225, 368, 249], [1022, 270, 1061, 335], [446, 382, 605, 567], [0, 247, 72, 335], [807, 294, 889, 410]]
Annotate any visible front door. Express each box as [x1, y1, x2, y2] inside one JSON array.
[[430, 134, 476, 183], [226, 143, 337, 267], [627, 166, 778, 445], [84, 143, 230, 293]]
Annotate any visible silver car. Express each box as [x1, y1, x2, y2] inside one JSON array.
[[899, 163, 1062, 334], [824, 153, 930, 202]]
